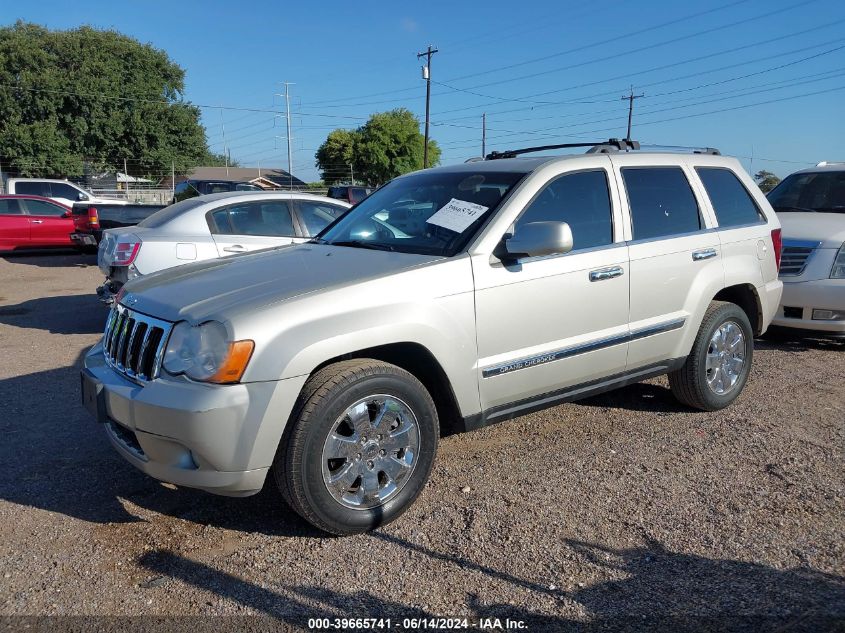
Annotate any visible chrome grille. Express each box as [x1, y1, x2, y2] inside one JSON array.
[[779, 240, 821, 277], [102, 304, 172, 382]]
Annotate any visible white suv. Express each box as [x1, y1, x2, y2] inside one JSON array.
[[81, 141, 783, 535], [767, 163, 845, 338]]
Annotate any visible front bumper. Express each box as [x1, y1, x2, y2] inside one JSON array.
[[771, 277, 845, 335], [82, 342, 307, 496]]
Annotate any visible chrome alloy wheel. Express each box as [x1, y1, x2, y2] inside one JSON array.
[[705, 320, 746, 395], [321, 395, 420, 509]]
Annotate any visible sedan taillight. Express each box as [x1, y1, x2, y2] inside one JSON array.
[[113, 238, 141, 266]]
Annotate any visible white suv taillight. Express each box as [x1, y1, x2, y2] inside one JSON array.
[[113, 236, 141, 266], [831, 243, 845, 279]]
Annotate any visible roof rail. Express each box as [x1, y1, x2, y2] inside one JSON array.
[[485, 138, 639, 160], [816, 161, 845, 167], [639, 143, 721, 155]]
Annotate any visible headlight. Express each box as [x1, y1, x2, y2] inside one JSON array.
[[163, 321, 254, 383], [831, 243, 845, 279]]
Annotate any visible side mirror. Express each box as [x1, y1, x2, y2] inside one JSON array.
[[77, 192, 88, 201], [498, 221, 574, 261], [61, 210, 72, 218]]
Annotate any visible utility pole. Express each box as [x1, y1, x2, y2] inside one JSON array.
[[284, 83, 294, 188], [621, 86, 644, 141], [123, 158, 129, 200], [219, 107, 229, 177], [171, 161, 175, 202], [417, 45, 438, 168], [482, 113, 487, 158], [350, 163, 355, 186]]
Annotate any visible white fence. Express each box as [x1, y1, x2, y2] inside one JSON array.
[[90, 188, 173, 205]]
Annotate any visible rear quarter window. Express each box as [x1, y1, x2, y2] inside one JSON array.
[[696, 167, 764, 227]]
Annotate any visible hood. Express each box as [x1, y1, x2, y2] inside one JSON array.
[[776, 212, 845, 248], [120, 244, 441, 323]]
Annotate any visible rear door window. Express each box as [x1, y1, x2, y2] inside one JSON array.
[[696, 168, 764, 227], [14, 181, 47, 196], [622, 167, 702, 240], [0, 199, 23, 214], [209, 201, 295, 237]]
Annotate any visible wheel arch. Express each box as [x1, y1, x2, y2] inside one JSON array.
[[713, 283, 763, 335], [311, 342, 466, 437]]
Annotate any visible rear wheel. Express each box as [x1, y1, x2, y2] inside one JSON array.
[[669, 301, 754, 411], [274, 359, 438, 535]]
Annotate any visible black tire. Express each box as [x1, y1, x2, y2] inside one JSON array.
[[274, 359, 439, 535], [669, 301, 754, 411]]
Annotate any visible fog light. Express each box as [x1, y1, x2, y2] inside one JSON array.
[[812, 308, 845, 321]]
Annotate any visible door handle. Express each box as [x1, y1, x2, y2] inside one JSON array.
[[223, 245, 246, 253], [30, 220, 44, 224], [692, 248, 717, 261], [589, 266, 624, 282]]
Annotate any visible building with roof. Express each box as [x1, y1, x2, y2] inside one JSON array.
[[182, 167, 306, 190]]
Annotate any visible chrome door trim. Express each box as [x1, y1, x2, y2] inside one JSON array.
[[481, 317, 686, 378], [692, 248, 718, 261], [589, 266, 624, 282]]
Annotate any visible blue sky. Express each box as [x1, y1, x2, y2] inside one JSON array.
[[8, 0, 845, 181]]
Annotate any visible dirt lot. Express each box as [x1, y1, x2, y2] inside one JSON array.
[[0, 250, 843, 632]]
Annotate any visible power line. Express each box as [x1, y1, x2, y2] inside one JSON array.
[[432, 34, 845, 119], [298, 0, 753, 108]]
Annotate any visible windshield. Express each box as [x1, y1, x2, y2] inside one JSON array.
[[768, 171, 845, 214], [316, 170, 526, 256]]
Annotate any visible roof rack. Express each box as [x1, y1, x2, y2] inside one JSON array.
[[638, 143, 721, 155], [485, 138, 639, 160]]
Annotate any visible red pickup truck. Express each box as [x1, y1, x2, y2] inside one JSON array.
[[0, 195, 75, 251]]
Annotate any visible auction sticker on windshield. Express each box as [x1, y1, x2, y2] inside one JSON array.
[[426, 198, 488, 233]]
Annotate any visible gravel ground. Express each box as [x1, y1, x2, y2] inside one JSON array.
[[0, 250, 843, 632]]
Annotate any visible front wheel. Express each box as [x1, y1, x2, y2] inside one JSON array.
[[669, 301, 754, 411], [274, 359, 439, 535]]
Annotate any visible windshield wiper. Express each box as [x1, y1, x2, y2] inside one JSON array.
[[328, 240, 395, 252], [774, 205, 817, 213]]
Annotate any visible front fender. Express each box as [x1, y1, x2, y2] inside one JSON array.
[[236, 257, 481, 418]]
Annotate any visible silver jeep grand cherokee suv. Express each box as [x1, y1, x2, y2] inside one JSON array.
[[81, 141, 783, 535]]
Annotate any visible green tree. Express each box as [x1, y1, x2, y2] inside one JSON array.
[[315, 129, 357, 184], [315, 108, 440, 185], [754, 170, 781, 193], [0, 21, 213, 178]]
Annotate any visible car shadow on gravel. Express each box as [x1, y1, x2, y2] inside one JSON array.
[[0, 349, 318, 537], [754, 336, 844, 353], [576, 382, 691, 414], [0, 293, 106, 334], [0, 251, 96, 268], [137, 536, 845, 632]]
